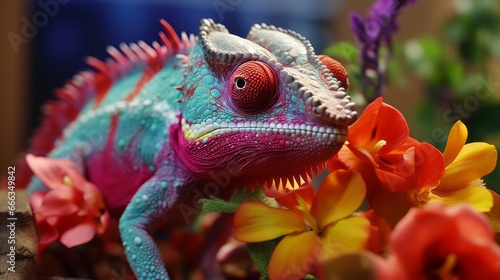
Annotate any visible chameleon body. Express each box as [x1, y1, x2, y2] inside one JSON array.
[[26, 19, 356, 279]]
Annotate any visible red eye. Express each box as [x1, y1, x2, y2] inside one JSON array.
[[229, 61, 277, 112], [318, 55, 349, 90]]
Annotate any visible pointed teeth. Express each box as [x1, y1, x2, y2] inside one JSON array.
[[292, 175, 300, 186], [305, 169, 313, 181], [275, 177, 284, 190], [312, 161, 327, 176], [313, 165, 320, 176], [287, 175, 295, 188], [266, 178, 274, 189]]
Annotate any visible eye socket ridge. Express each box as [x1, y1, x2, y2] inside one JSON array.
[[317, 55, 349, 90], [228, 60, 278, 113]]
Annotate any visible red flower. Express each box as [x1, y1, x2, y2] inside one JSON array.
[[369, 120, 497, 227], [26, 154, 109, 251], [329, 97, 444, 198], [373, 203, 500, 279]]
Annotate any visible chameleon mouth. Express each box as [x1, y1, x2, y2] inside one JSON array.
[[181, 118, 347, 143], [247, 160, 329, 191]]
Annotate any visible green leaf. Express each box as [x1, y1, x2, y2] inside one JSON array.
[[324, 42, 360, 64], [247, 237, 283, 280], [345, 64, 362, 90], [403, 38, 445, 85], [229, 188, 277, 206], [199, 188, 278, 215], [199, 196, 241, 214], [445, 60, 465, 89], [386, 59, 406, 86]]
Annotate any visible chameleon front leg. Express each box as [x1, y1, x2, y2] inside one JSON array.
[[119, 164, 193, 280]]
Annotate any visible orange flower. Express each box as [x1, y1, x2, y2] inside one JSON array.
[[373, 203, 500, 279], [370, 121, 497, 226], [329, 97, 444, 199], [26, 154, 109, 251], [233, 170, 370, 280]]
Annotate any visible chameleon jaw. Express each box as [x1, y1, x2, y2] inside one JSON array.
[[247, 160, 329, 192], [181, 118, 347, 144]]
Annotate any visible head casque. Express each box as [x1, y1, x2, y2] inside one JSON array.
[[171, 19, 356, 188]]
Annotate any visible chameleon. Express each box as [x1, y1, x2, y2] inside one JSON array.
[[23, 18, 356, 279]]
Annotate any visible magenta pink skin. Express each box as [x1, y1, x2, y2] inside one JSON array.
[[170, 120, 346, 184], [84, 116, 154, 218], [87, 152, 153, 218]]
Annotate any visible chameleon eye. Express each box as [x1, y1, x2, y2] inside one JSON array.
[[318, 55, 349, 90], [229, 61, 277, 112]]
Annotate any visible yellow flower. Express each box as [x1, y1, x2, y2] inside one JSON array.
[[426, 121, 497, 211], [233, 170, 370, 280]]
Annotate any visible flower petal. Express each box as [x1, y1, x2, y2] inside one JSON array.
[[316, 252, 395, 280], [37, 187, 81, 217], [454, 239, 500, 279], [414, 143, 445, 193], [36, 219, 59, 247], [485, 190, 500, 238], [368, 189, 414, 228], [29, 191, 46, 211], [233, 201, 305, 243], [265, 182, 315, 209], [311, 170, 366, 228], [439, 142, 497, 191], [268, 231, 319, 280], [360, 210, 392, 254], [348, 97, 383, 147], [349, 98, 409, 152], [321, 215, 370, 258], [436, 205, 500, 278], [442, 121, 468, 166], [96, 211, 110, 234], [347, 144, 378, 166], [374, 159, 410, 192], [389, 204, 457, 276], [390, 203, 496, 277], [82, 182, 106, 216], [26, 154, 72, 190], [372, 102, 409, 152], [446, 203, 495, 239], [431, 186, 493, 213], [59, 218, 96, 248], [369, 254, 408, 280]]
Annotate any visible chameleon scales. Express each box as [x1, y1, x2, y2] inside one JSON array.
[[23, 18, 356, 279]]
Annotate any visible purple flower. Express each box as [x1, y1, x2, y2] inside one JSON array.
[[350, 0, 417, 100]]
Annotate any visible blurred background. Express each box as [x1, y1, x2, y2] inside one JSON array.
[[1, 0, 499, 190]]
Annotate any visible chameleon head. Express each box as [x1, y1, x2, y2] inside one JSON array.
[[170, 19, 356, 187]]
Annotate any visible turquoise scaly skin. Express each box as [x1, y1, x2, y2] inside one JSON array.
[[26, 19, 356, 279]]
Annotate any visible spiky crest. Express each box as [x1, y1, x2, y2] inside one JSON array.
[[16, 20, 196, 189]]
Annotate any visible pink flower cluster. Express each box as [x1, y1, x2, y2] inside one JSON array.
[[26, 154, 109, 251]]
